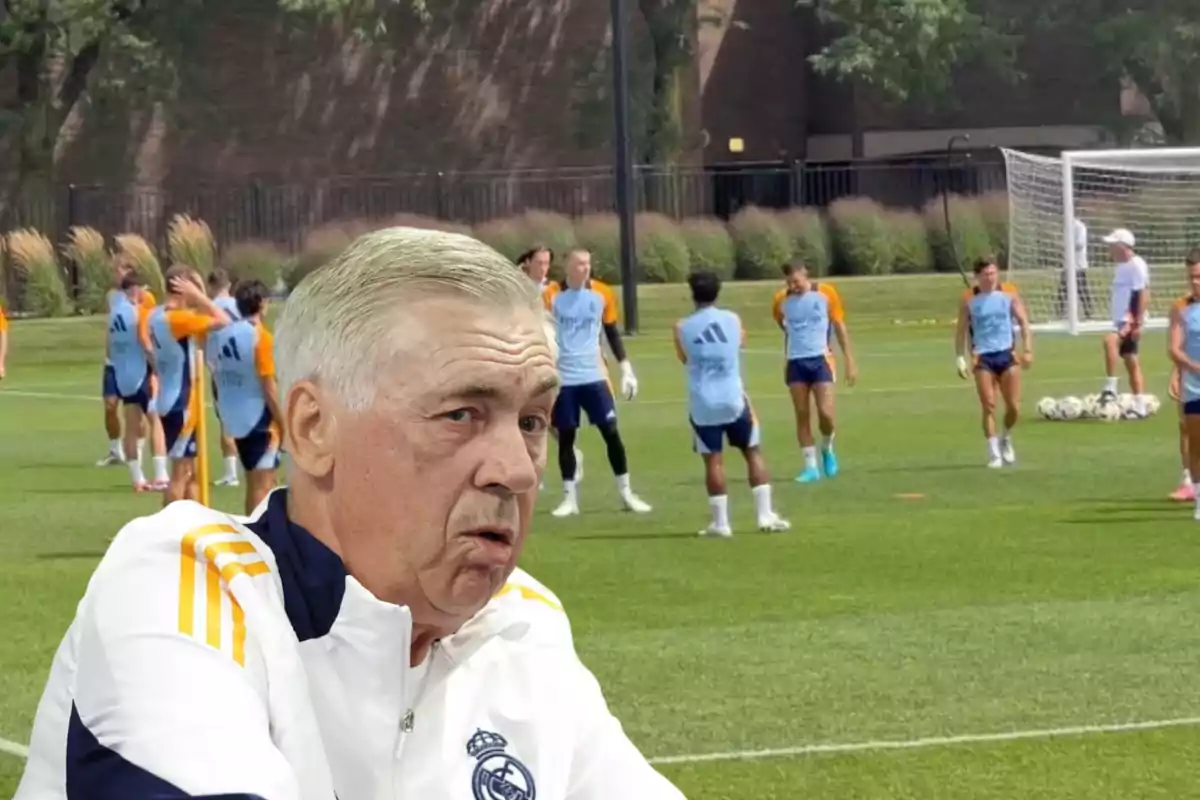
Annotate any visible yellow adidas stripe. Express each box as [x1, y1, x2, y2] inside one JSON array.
[[178, 522, 269, 666]]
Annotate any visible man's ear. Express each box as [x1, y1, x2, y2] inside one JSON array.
[[283, 380, 335, 478]]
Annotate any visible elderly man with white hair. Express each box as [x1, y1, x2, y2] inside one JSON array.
[[14, 228, 686, 799]]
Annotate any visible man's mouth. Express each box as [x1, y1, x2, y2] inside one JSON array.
[[461, 527, 516, 548]]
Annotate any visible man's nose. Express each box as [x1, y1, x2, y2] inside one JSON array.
[[475, 420, 538, 495]]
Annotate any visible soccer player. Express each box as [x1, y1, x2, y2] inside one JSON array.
[[97, 259, 157, 467], [955, 256, 1033, 468], [675, 271, 789, 537], [106, 272, 160, 491], [543, 247, 650, 516], [1099, 228, 1149, 412], [207, 267, 243, 488], [1167, 249, 1200, 519], [147, 266, 232, 505], [1054, 216, 1094, 320], [208, 279, 282, 514], [0, 300, 8, 381], [15, 228, 685, 799], [773, 261, 858, 483], [1168, 365, 1193, 501], [520, 246, 583, 485]]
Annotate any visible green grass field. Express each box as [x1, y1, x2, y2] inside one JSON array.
[[3, 274, 1200, 799]]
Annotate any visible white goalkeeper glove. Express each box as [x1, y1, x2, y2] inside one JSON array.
[[619, 360, 639, 400], [955, 355, 969, 380]]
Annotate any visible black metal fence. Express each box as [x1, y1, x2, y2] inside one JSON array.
[[2, 156, 1008, 254]]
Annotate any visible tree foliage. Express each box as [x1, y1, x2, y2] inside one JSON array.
[[795, 0, 1200, 144]]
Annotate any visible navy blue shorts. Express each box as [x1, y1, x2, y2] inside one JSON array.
[[101, 365, 119, 398], [1184, 399, 1200, 416], [162, 408, 197, 460], [552, 381, 617, 430], [235, 410, 281, 472], [691, 403, 760, 455], [975, 350, 1016, 377], [786, 356, 833, 386], [1119, 332, 1139, 357]]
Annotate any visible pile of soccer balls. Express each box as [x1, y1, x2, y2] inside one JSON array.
[[1036, 394, 1162, 422]]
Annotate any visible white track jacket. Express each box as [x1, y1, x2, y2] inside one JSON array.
[[15, 490, 684, 800]]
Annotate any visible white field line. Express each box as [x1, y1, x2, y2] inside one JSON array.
[[0, 375, 1091, 409], [0, 736, 27, 758], [647, 716, 1200, 766], [3, 716, 1199, 766]]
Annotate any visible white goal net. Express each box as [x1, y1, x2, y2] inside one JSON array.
[[1001, 147, 1200, 333]]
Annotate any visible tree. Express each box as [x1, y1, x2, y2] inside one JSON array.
[[795, 0, 1200, 145], [0, 0, 429, 220]]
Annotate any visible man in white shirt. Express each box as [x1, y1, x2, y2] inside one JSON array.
[[15, 228, 685, 799], [1056, 217, 1095, 319], [1099, 227, 1149, 409]]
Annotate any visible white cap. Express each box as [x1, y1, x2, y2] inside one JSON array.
[[1102, 228, 1136, 248]]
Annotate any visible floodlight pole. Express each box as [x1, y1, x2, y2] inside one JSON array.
[[611, 0, 639, 334]]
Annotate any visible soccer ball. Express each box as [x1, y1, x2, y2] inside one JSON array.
[[1082, 394, 1100, 419], [1142, 394, 1162, 416], [1058, 396, 1084, 421], [1036, 397, 1061, 420], [1117, 393, 1136, 415], [1095, 402, 1122, 422]]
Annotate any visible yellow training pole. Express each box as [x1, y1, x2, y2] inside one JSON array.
[[193, 341, 211, 508]]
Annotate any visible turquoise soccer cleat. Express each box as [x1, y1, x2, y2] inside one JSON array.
[[822, 448, 839, 478], [795, 466, 821, 484]]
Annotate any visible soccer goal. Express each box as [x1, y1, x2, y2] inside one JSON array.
[[1001, 147, 1200, 334]]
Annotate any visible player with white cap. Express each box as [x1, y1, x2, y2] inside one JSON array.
[[1098, 227, 1149, 413]]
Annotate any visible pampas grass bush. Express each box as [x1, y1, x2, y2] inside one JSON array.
[[63, 226, 112, 313], [167, 214, 216, 277], [8, 229, 71, 316], [114, 233, 165, 296]]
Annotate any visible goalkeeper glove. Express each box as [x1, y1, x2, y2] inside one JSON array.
[[619, 361, 639, 400], [955, 355, 969, 380]]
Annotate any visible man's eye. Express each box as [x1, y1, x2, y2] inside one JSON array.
[[520, 415, 548, 433], [443, 408, 473, 423]]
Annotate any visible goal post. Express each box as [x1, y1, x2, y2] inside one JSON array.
[[1001, 146, 1200, 334]]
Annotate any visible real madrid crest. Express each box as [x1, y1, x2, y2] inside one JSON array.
[[466, 728, 537, 800]]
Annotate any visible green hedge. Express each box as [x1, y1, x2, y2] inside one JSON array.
[[924, 195, 993, 275], [224, 241, 288, 288], [7, 229, 72, 317], [729, 206, 792, 280], [680, 217, 735, 280], [635, 213, 690, 283], [62, 226, 112, 314], [889, 210, 935, 274], [776, 208, 831, 276], [829, 198, 894, 276], [574, 213, 621, 283], [978, 191, 1009, 267]]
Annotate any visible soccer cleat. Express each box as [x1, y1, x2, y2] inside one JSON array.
[[757, 514, 791, 533], [698, 524, 733, 539], [550, 498, 579, 518], [96, 452, 125, 467], [1171, 483, 1196, 502], [795, 466, 821, 483], [1098, 389, 1117, 407], [214, 475, 241, 488], [987, 457, 1004, 469], [133, 481, 153, 493], [620, 491, 652, 514], [821, 448, 839, 478], [150, 479, 170, 492], [1000, 438, 1016, 465]]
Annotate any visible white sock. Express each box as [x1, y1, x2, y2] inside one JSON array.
[[821, 433, 835, 452], [708, 495, 729, 529], [109, 438, 122, 457], [615, 473, 631, 494], [1002, 427, 1012, 443], [1182, 469, 1192, 485], [562, 480, 578, 503], [987, 436, 1000, 458], [128, 460, 145, 485], [153, 456, 169, 483], [802, 446, 818, 469], [1193, 485, 1200, 518], [751, 483, 773, 520], [1103, 377, 1118, 394], [223, 456, 239, 480]]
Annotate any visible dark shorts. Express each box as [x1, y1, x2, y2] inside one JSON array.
[[1184, 399, 1200, 416], [162, 408, 197, 460], [552, 381, 618, 431], [116, 367, 153, 414], [101, 365, 118, 398], [786, 355, 833, 386], [975, 350, 1016, 377], [1118, 332, 1139, 357], [691, 403, 759, 455], [235, 409, 281, 472]]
